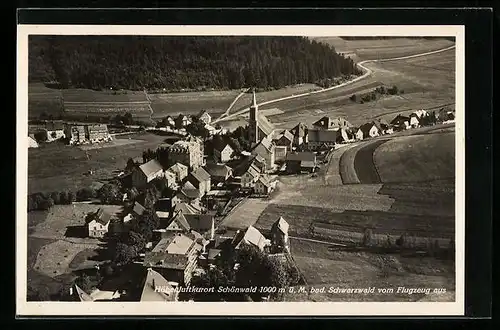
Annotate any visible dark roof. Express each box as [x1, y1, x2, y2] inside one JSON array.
[[180, 181, 200, 199], [272, 217, 289, 234], [190, 167, 211, 183], [184, 214, 214, 232], [312, 117, 352, 130], [92, 208, 111, 225], [390, 115, 410, 125], [133, 202, 146, 216], [45, 121, 65, 131], [358, 122, 377, 136], [286, 152, 316, 162], [204, 163, 232, 178], [306, 129, 338, 143], [169, 211, 191, 231], [290, 122, 307, 138]]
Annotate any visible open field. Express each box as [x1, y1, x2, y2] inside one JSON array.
[[217, 48, 455, 131], [78, 138, 145, 150], [286, 244, 454, 302], [373, 133, 455, 183], [148, 90, 240, 119], [28, 132, 167, 193], [312, 37, 455, 62], [62, 89, 148, 103]]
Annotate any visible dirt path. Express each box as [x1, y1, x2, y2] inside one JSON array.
[[214, 88, 250, 122], [289, 236, 347, 247]]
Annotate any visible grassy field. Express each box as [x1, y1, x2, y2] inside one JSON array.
[[219, 198, 270, 230], [148, 90, 240, 119], [28, 132, 167, 193], [312, 37, 455, 61], [286, 240, 455, 302], [373, 132, 455, 183]]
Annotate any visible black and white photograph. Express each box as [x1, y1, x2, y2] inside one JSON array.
[[17, 24, 465, 316]]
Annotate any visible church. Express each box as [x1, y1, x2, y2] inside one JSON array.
[[248, 90, 275, 147]]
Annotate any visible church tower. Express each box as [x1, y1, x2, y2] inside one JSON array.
[[248, 89, 259, 145]]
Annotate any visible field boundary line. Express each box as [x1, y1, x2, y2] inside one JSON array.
[[289, 236, 347, 247]]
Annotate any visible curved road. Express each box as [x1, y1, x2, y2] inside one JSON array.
[[214, 44, 456, 124]]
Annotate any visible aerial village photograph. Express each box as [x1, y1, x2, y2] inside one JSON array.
[[24, 33, 457, 304]]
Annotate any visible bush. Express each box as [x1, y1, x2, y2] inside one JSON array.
[[67, 191, 76, 203], [50, 192, 61, 205], [362, 228, 373, 246], [98, 183, 122, 204], [38, 197, 54, 210], [76, 187, 97, 201]]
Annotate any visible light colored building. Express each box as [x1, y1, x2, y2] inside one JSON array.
[[169, 140, 204, 170], [166, 163, 188, 183], [271, 217, 290, 253], [356, 122, 381, 140], [197, 110, 212, 125], [390, 115, 411, 131], [188, 167, 211, 197], [132, 159, 164, 189], [86, 124, 112, 143], [87, 208, 111, 238], [312, 116, 353, 131], [241, 163, 261, 188], [28, 136, 39, 148], [65, 125, 87, 145], [254, 175, 274, 195], [251, 136, 275, 170], [232, 226, 271, 252], [143, 232, 202, 285], [45, 121, 66, 141], [213, 143, 234, 163], [140, 268, 178, 301]]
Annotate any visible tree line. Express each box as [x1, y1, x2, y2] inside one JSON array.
[[29, 36, 361, 91]]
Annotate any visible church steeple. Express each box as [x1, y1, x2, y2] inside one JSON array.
[[249, 88, 259, 146]]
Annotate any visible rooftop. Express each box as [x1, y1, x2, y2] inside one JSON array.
[[190, 167, 211, 183], [140, 268, 177, 302], [204, 163, 232, 178], [286, 152, 316, 162], [139, 159, 163, 177]]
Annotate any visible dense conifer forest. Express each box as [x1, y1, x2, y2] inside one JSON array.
[[29, 36, 361, 91]]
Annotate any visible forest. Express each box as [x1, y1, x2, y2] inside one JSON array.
[[29, 36, 361, 91]]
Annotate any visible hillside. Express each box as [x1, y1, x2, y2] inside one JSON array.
[[29, 36, 361, 91]]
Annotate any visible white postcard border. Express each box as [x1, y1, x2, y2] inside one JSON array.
[[16, 24, 465, 316]]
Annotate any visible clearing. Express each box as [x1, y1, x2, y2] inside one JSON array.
[[28, 132, 167, 194], [285, 239, 455, 302], [373, 132, 455, 183]]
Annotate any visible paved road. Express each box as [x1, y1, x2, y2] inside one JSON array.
[[216, 44, 456, 123]]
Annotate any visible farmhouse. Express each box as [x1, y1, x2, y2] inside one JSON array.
[[28, 136, 39, 148], [271, 216, 290, 252], [390, 114, 410, 131], [248, 90, 275, 147], [188, 167, 211, 197], [45, 121, 66, 141], [241, 163, 261, 188], [87, 208, 112, 238], [213, 143, 234, 163], [304, 129, 338, 150], [285, 152, 317, 174], [175, 115, 192, 128], [356, 122, 381, 140], [132, 159, 164, 189], [337, 128, 356, 143], [143, 232, 202, 286], [140, 268, 179, 302], [204, 163, 232, 185], [254, 175, 274, 195], [197, 110, 212, 125], [290, 122, 308, 147], [273, 130, 294, 162], [166, 163, 188, 183], [232, 226, 270, 252], [251, 136, 276, 170], [169, 140, 204, 170], [312, 116, 352, 131], [409, 113, 420, 128]]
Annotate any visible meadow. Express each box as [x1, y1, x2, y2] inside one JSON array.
[[28, 132, 167, 193]]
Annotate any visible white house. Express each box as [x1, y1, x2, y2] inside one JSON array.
[[87, 208, 111, 238], [241, 163, 261, 188], [197, 110, 212, 125], [28, 136, 39, 148], [214, 143, 234, 163], [356, 122, 381, 140]]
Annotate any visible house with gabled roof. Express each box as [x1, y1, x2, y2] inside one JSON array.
[[143, 232, 202, 285], [251, 135, 276, 170], [166, 163, 188, 183], [290, 122, 308, 147], [132, 159, 164, 189], [45, 120, 66, 141], [312, 116, 352, 131], [271, 217, 290, 252], [254, 174, 274, 195], [285, 152, 317, 173], [132, 201, 146, 217], [356, 122, 381, 140], [87, 208, 112, 238], [304, 128, 338, 150], [213, 142, 234, 163], [232, 226, 271, 252], [140, 268, 178, 301], [241, 163, 261, 188], [177, 181, 201, 206], [390, 114, 411, 131], [197, 110, 212, 125], [188, 166, 211, 197]]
